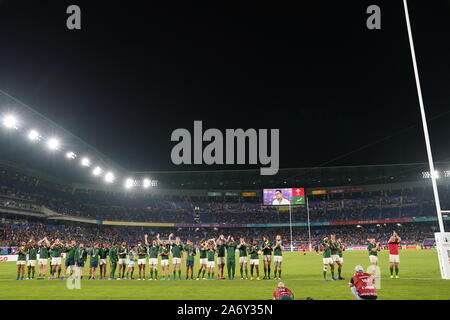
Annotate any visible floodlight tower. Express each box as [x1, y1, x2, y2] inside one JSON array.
[[403, 0, 450, 279]]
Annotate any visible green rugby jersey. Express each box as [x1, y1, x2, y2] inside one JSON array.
[[207, 248, 216, 262], [184, 245, 196, 262], [75, 248, 87, 263], [171, 244, 183, 258], [38, 246, 49, 259], [28, 247, 38, 260], [330, 241, 339, 255], [109, 247, 118, 261], [322, 242, 331, 258], [262, 241, 273, 255], [50, 246, 63, 258], [65, 246, 77, 260], [160, 246, 170, 260], [225, 243, 237, 260], [17, 247, 27, 261], [368, 243, 378, 256], [98, 247, 109, 259], [128, 251, 137, 262], [118, 246, 127, 259], [273, 243, 283, 256], [216, 244, 226, 258], [249, 245, 260, 259], [238, 244, 247, 257], [148, 246, 159, 258], [199, 247, 207, 259], [137, 246, 147, 257], [89, 248, 100, 262]]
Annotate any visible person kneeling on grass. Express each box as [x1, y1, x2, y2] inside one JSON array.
[[273, 282, 294, 300], [349, 265, 378, 300]]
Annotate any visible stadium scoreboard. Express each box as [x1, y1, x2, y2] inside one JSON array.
[[263, 188, 305, 206]]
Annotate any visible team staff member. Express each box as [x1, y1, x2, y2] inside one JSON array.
[[109, 243, 119, 280], [225, 237, 237, 280], [349, 265, 378, 300]]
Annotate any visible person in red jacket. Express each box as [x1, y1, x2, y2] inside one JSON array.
[[349, 265, 378, 300], [273, 282, 294, 300]]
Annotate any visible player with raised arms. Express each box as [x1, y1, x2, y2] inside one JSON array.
[[159, 237, 172, 280], [249, 239, 261, 280], [237, 237, 249, 280], [206, 239, 217, 280], [137, 240, 147, 280], [50, 239, 64, 279], [170, 235, 183, 280], [216, 235, 226, 280], [262, 235, 273, 280], [336, 238, 345, 280], [322, 237, 334, 281], [273, 235, 283, 280], [37, 237, 50, 280], [388, 231, 401, 279]]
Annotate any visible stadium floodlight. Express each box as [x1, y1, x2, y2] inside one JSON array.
[[92, 166, 102, 176], [143, 178, 151, 188], [2, 115, 18, 129], [125, 178, 134, 189], [47, 138, 60, 151], [104, 172, 115, 183], [27, 129, 40, 141], [81, 157, 91, 167], [66, 151, 76, 159]]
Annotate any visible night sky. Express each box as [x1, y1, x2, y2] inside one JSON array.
[[0, 0, 449, 173]]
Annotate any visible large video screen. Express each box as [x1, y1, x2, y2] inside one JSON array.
[[263, 187, 305, 206]]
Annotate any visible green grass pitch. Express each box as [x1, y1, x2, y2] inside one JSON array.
[[1, 250, 449, 300]]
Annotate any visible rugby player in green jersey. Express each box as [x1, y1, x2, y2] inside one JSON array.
[[26, 241, 38, 280], [117, 241, 128, 280], [170, 234, 183, 280], [336, 237, 345, 280], [159, 239, 171, 280], [196, 240, 208, 280], [330, 235, 340, 281], [273, 235, 284, 280], [261, 235, 273, 280], [109, 243, 119, 280], [50, 239, 64, 279], [126, 246, 137, 280], [184, 240, 196, 280], [137, 240, 148, 280], [75, 243, 88, 280], [225, 236, 237, 280], [249, 240, 261, 280], [322, 237, 335, 281], [206, 239, 217, 280], [98, 243, 109, 279], [367, 238, 380, 266], [37, 237, 50, 279], [63, 240, 77, 278], [16, 242, 27, 280], [88, 243, 100, 280], [215, 235, 226, 279], [237, 237, 249, 280], [145, 234, 160, 280]]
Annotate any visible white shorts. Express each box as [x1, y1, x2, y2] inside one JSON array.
[[207, 261, 215, 268], [100, 259, 107, 266], [39, 258, 48, 265], [331, 255, 340, 262], [263, 255, 272, 262], [369, 255, 378, 264], [274, 256, 283, 264], [16, 260, 26, 265], [161, 259, 169, 267], [200, 258, 207, 265], [51, 257, 62, 266], [127, 261, 135, 267], [27, 260, 36, 267], [149, 258, 158, 266], [323, 257, 333, 265], [339, 257, 344, 264], [138, 258, 146, 265], [389, 254, 400, 263], [217, 257, 226, 264], [172, 257, 182, 265], [239, 256, 248, 264], [250, 259, 259, 266], [118, 258, 127, 265]]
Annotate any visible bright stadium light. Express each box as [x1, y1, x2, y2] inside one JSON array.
[[104, 172, 115, 183], [81, 157, 91, 167], [47, 138, 60, 151], [27, 129, 40, 141], [2, 115, 18, 129], [143, 178, 151, 188], [125, 178, 134, 189], [66, 151, 76, 159], [92, 166, 102, 176]]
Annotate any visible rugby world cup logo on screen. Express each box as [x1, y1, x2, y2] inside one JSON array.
[[170, 121, 279, 175]]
